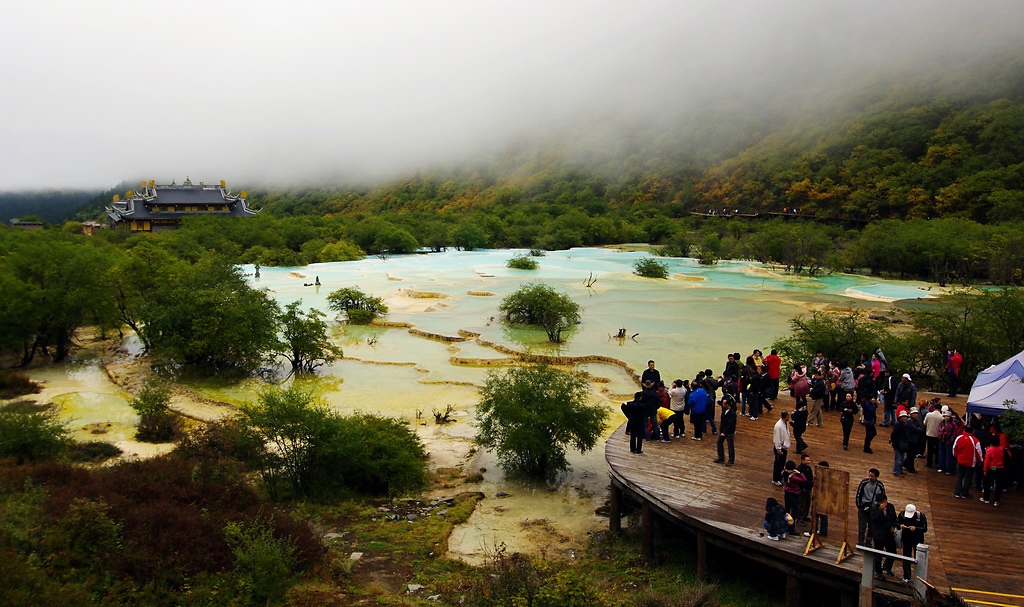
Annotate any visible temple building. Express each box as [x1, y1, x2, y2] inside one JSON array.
[[105, 178, 257, 232]]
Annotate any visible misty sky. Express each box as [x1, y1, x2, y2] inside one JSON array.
[[1, 1, 1021, 191]]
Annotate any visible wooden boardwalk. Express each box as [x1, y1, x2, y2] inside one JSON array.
[[605, 393, 1024, 604]]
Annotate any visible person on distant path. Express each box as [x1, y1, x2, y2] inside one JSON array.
[[641, 360, 661, 387], [953, 426, 983, 499], [981, 440, 1007, 506], [862, 397, 879, 453], [772, 411, 792, 486], [923, 405, 943, 468], [687, 381, 709, 440], [946, 349, 963, 397], [880, 368, 898, 427], [855, 468, 886, 546], [641, 380, 661, 441], [621, 392, 647, 455], [869, 496, 898, 578], [713, 396, 737, 465], [896, 504, 927, 584], [839, 393, 859, 450], [765, 349, 782, 401]]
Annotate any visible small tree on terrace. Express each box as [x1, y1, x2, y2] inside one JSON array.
[[498, 283, 581, 343], [475, 364, 608, 480], [326, 286, 389, 324], [276, 301, 343, 373]]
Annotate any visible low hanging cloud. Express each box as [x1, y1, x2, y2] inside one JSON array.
[[1, 0, 1021, 191]]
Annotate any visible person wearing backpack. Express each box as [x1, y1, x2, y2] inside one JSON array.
[[896, 504, 928, 584]]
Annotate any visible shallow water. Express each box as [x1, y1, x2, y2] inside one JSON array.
[[18, 248, 935, 562]]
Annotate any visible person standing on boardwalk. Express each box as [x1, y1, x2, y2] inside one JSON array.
[[896, 504, 927, 584], [905, 409, 925, 473], [923, 405, 943, 468], [808, 368, 827, 427], [953, 426, 983, 499], [839, 393, 859, 450], [782, 461, 807, 535], [890, 411, 911, 476], [772, 411, 791, 486], [747, 363, 766, 420], [880, 368, 898, 427], [791, 402, 809, 454], [797, 453, 814, 523], [855, 468, 886, 546], [655, 406, 684, 443], [862, 397, 879, 453], [702, 370, 719, 435], [687, 381, 709, 441], [641, 380, 661, 441], [937, 407, 962, 474], [765, 349, 782, 401], [641, 360, 661, 387], [869, 495, 898, 578], [946, 349, 963, 397], [713, 396, 737, 465], [667, 379, 688, 438], [894, 374, 917, 413], [981, 440, 1006, 506], [621, 392, 647, 455]]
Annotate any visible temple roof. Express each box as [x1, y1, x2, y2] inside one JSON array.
[[105, 183, 257, 224]]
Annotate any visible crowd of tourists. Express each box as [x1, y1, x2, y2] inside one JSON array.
[[620, 347, 1014, 587]]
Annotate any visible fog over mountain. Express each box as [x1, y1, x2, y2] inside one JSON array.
[[1, 0, 1021, 191]]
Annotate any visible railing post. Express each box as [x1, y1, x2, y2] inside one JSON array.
[[913, 544, 929, 600], [860, 552, 876, 607]]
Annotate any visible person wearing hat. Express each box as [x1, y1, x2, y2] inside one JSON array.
[[894, 373, 918, 412], [896, 503, 928, 584], [890, 410, 912, 476]]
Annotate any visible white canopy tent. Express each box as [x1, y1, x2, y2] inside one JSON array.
[[974, 350, 1024, 387], [966, 374, 1024, 416]]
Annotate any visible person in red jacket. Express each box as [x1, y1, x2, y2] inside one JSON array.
[[981, 442, 1007, 506], [953, 427, 983, 499], [946, 349, 963, 397], [765, 349, 782, 401]]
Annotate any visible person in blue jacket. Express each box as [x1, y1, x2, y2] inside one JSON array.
[[688, 382, 709, 440]]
